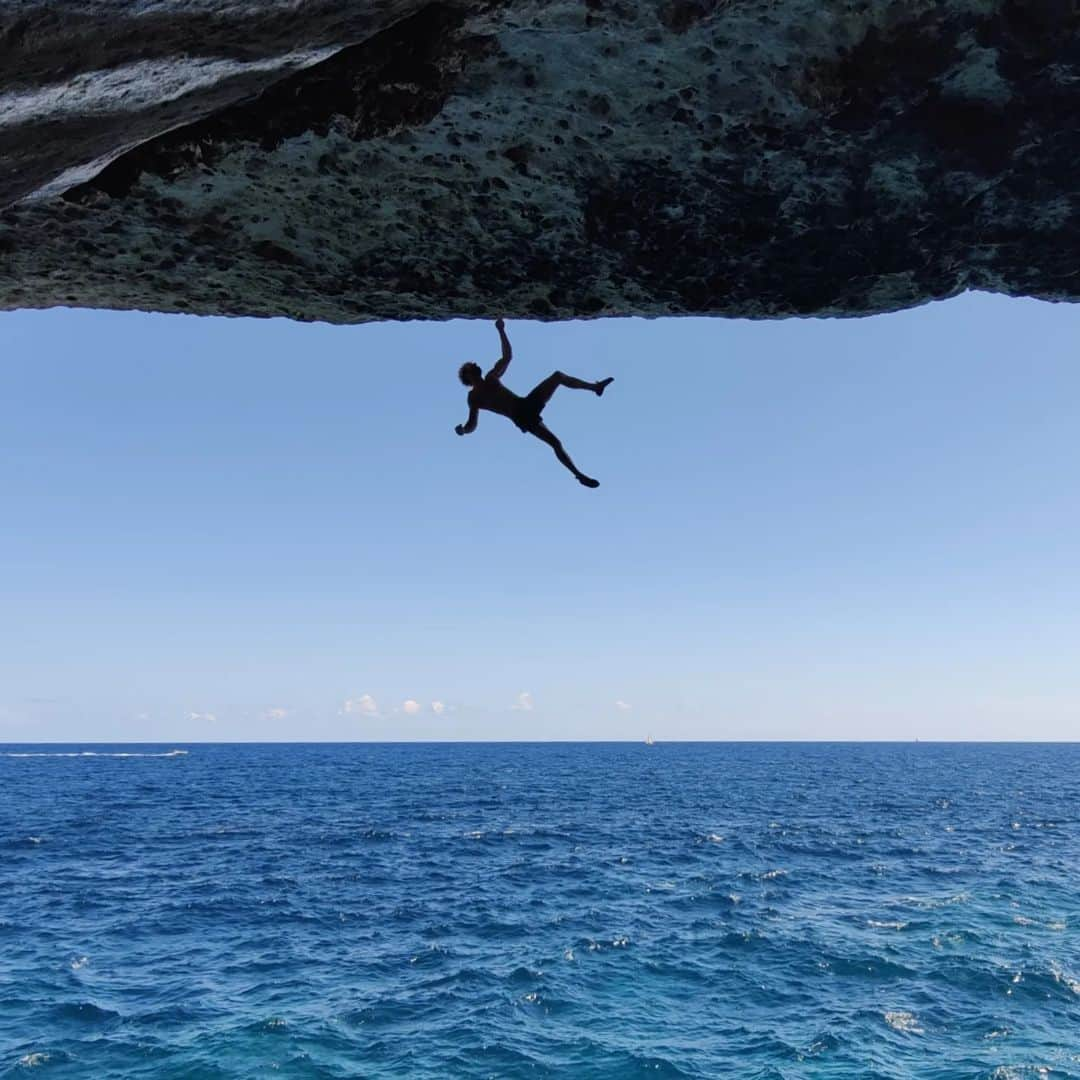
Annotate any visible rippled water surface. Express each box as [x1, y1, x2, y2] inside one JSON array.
[[2, 742, 1079, 1078]]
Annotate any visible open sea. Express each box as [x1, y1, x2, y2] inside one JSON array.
[[1, 742, 1078, 1079]]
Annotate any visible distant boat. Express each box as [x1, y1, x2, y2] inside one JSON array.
[[645, 734, 655, 746]]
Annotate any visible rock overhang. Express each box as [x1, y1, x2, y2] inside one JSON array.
[[1, 0, 1078, 322]]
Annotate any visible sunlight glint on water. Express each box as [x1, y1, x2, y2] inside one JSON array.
[[1, 742, 1078, 1079]]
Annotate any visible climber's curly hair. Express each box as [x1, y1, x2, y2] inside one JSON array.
[[458, 362, 482, 386]]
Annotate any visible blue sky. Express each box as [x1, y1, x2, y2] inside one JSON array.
[[1, 292, 1078, 741]]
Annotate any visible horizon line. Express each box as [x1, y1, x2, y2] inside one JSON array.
[[1, 738, 1078, 746]]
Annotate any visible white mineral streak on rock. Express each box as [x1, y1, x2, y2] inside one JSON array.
[[0, 50, 336, 129]]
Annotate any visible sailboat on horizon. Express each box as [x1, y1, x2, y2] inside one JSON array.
[[645, 733, 655, 746]]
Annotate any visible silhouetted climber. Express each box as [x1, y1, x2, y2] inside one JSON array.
[[455, 319, 613, 488]]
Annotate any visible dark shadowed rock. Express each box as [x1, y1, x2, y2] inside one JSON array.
[[1, 0, 1079, 321]]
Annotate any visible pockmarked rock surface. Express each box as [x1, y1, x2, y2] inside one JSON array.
[[1, 0, 1078, 321]]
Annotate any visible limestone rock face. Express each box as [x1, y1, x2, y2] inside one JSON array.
[[2, 0, 1078, 321]]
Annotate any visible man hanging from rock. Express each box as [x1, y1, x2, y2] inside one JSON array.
[[455, 319, 613, 488]]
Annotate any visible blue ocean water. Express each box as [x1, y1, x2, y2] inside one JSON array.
[[1, 742, 1078, 1079]]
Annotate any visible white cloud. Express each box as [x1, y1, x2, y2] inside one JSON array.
[[187, 711, 216, 724], [512, 691, 534, 712], [615, 700, 632, 711], [264, 707, 288, 721], [402, 699, 421, 715], [341, 694, 379, 717], [431, 700, 446, 715]]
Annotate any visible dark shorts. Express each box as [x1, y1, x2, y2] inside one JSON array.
[[511, 374, 560, 433], [511, 394, 544, 434], [512, 406, 541, 434]]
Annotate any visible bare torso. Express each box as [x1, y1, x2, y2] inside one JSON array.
[[469, 374, 522, 420]]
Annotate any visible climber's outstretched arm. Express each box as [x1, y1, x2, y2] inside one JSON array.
[[487, 318, 512, 379]]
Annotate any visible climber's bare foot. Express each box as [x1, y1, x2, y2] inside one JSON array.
[[595, 377, 614, 397], [578, 475, 600, 488]]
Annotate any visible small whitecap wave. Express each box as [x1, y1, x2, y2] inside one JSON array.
[[70, 956, 88, 971], [896, 892, 969, 909], [17, 1053, 50, 1068], [804, 1033, 842, 1057], [932, 931, 972, 949], [1, 749, 188, 758], [1050, 963, 1080, 995], [760, 868, 787, 881], [868, 920, 908, 930], [884, 1010, 923, 1034]]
